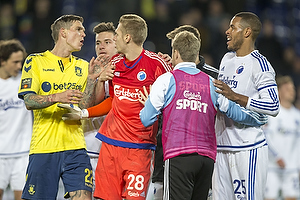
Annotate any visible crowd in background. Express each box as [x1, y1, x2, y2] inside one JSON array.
[[1, 0, 300, 93], [1, 0, 300, 122]]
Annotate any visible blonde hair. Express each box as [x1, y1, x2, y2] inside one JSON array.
[[172, 31, 200, 62], [50, 14, 84, 43], [119, 14, 147, 46]]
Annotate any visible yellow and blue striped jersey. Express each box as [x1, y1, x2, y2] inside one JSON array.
[[18, 50, 89, 154]]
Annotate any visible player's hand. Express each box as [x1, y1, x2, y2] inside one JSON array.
[[57, 103, 89, 120], [276, 158, 285, 169], [213, 79, 248, 107], [158, 52, 172, 65], [139, 85, 151, 106], [98, 62, 115, 82], [54, 90, 83, 104], [88, 54, 111, 80]]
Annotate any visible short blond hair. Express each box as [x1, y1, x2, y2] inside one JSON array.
[[172, 31, 200, 62], [119, 14, 147, 46], [50, 14, 84, 43]]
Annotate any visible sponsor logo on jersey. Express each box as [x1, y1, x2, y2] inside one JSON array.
[[28, 184, 35, 195], [41, 81, 83, 92], [0, 98, 24, 111], [218, 74, 238, 88], [183, 90, 202, 100], [43, 68, 55, 72], [75, 66, 83, 77], [128, 191, 140, 197], [176, 90, 208, 113], [21, 78, 32, 89], [114, 85, 141, 101], [236, 66, 244, 74], [137, 71, 147, 81], [114, 71, 120, 77]]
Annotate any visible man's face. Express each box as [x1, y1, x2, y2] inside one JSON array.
[[65, 20, 86, 52], [279, 82, 296, 103], [114, 23, 127, 54], [225, 16, 244, 52], [1, 51, 24, 79], [95, 31, 117, 58]]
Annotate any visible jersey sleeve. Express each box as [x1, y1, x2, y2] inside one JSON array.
[[87, 96, 112, 117], [18, 55, 39, 99], [216, 93, 268, 127], [246, 59, 280, 117]]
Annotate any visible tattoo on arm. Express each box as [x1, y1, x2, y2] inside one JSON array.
[[69, 190, 91, 200], [80, 76, 97, 109], [24, 93, 56, 110]]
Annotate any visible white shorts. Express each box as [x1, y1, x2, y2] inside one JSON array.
[[0, 155, 28, 191], [264, 169, 300, 199], [212, 145, 268, 200], [146, 181, 163, 200]]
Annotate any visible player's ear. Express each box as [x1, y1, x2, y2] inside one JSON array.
[[125, 34, 131, 43], [61, 28, 67, 38], [244, 27, 251, 38]]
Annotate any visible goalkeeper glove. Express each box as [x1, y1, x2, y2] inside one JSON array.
[[57, 103, 89, 120]]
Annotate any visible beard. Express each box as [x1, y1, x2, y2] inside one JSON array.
[[227, 36, 243, 52]]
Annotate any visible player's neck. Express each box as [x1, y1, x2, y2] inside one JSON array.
[[0, 68, 9, 80], [124, 45, 143, 61], [280, 101, 293, 109], [235, 43, 255, 57], [51, 44, 72, 58]]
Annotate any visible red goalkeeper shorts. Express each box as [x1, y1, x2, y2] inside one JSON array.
[[94, 142, 154, 200]]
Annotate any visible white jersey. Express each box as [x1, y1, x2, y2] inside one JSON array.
[[216, 50, 279, 151], [264, 105, 300, 170], [0, 73, 32, 158]]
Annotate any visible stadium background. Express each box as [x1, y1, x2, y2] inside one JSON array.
[[1, 0, 299, 199]]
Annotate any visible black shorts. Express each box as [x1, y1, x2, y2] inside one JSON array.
[[164, 153, 214, 200]]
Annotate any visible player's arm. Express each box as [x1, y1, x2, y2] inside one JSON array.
[[23, 89, 83, 110], [211, 80, 268, 126], [140, 72, 173, 127], [213, 72, 279, 117], [80, 55, 113, 109]]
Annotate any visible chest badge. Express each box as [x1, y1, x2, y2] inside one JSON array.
[[137, 71, 147, 81], [236, 66, 244, 74]]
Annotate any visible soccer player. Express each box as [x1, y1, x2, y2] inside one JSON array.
[[0, 39, 32, 200], [92, 14, 172, 200], [212, 12, 280, 200], [139, 30, 268, 200], [18, 14, 100, 200], [264, 75, 300, 200]]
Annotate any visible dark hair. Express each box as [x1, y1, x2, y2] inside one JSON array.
[[0, 39, 26, 65], [93, 22, 116, 34], [235, 12, 262, 40]]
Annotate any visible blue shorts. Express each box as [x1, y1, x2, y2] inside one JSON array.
[[22, 149, 93, 200]]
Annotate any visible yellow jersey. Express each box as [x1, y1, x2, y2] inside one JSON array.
[[18, 50, 89, 154]]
